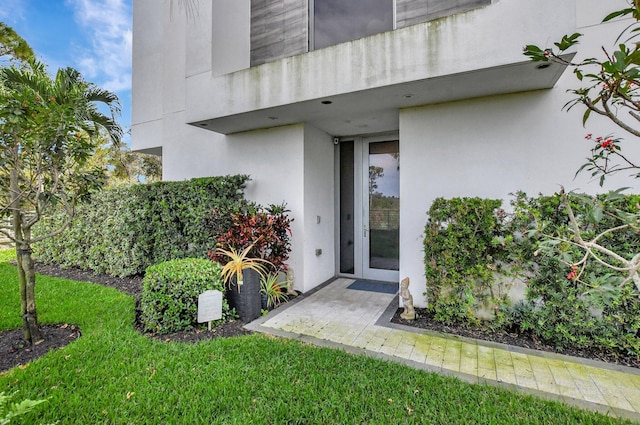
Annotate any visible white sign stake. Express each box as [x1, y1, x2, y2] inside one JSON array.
[[198, 290, 223, 330]]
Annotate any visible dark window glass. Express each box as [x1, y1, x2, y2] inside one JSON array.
[[314, 0, 393, 50], [339, 141, 355, 274]]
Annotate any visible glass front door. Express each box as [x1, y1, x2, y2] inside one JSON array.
[[338, 136, 399, 282], [363, 139, 399, 281]]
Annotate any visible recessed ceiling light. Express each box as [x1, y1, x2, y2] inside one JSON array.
[[321, 100, 332, 105], [199, 122, 208, 127], [403, 94, 414, 99], [536, 63, 551, 70], [268, 116, 279, 120]]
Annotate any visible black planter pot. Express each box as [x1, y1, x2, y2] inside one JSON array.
[[227, 268, 262, 323]]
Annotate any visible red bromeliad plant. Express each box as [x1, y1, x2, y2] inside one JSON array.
[[208, 203, 293, 273]]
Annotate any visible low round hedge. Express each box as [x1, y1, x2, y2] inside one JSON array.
[[140, 258, 230, 334]]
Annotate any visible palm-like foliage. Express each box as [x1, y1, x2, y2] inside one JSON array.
[[215, 243, 272, 291], [260, 272, 290, 309], [0, 59, 122, 344], [1, 61, 122, 231], [2, 62, 122, 146]]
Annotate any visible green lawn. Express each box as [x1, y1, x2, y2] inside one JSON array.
[[0, 250, 633, 424]]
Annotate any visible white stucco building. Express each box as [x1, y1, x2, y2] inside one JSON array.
[[132, 0, 637, 306]]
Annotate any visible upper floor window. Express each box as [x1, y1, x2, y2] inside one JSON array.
[[311, 0, 394, 50]]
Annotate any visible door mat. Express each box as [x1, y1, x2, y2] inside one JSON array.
[[346, 280, 398, 294]]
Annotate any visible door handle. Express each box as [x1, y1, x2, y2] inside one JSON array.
[[363, 224, 368, 238]]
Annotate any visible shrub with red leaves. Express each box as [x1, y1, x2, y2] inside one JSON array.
[[208, 204, 293, 272]]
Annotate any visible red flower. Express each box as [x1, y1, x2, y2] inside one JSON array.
[[584, 133, 592, 139], [599, 139, 614, 149], [543, 50, 551, 57], [595, 136, 603, 142]]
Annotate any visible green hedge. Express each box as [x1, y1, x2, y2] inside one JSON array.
[[424, 192, 640, 358], [35, 175, 249, 277], [140, 258, 229, 334], [509, 192, 640, 357], [424, 197, 507, 326]]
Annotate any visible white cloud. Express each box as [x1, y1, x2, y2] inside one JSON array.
[[0, 0, 25, 22], [66, 0, 132, 93]]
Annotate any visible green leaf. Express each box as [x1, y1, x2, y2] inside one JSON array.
[[523, 45, 549, 62], [582, 108, 591, 126], [587, 206, 604, 223], [524, 44, 542, 53], [603, 8, 634, 22], [574, 162, 592, 178], [613, 50, 627, 71], [554, 33, 582, 51], [601, 61, 617, 73], [574, 68, 583, 81], [605, 187, 630, 201]]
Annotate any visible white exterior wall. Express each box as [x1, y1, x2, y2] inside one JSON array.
[[302, 125, 336, 288], [131, 0, 163, 154], [400, 8, 640, 307], [211, 0, 250, 76]]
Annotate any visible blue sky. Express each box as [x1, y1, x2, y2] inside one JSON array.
[[1, 0, 133, 143]]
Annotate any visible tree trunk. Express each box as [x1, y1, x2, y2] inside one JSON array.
[[14, 240, 30, 342], [20, 246, 42, 344], [10, 165, 42, 345]]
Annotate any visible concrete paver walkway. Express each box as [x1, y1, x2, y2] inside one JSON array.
[[246, 278, 640, 422]]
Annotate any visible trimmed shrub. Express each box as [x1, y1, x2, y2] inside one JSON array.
[[423, 192, 640, 358], [140, 258, 230, 334], [424, 197, 508, 326], [507, 192, 640, 356], [35, 175, 249, 277]]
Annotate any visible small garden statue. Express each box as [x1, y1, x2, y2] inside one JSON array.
[[399, 277, 415, 320], [286, 266, 296, 295]]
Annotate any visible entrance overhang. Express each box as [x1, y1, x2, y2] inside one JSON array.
[[190, 57, 572, 136]]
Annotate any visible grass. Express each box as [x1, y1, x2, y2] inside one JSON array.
[[0, 249, 634, 424]]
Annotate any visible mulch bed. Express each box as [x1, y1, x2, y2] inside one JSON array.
[[33, 263, 145, 297], [1, 262, 253, 373], [0, 324, 81, 373], [391, 308, 639, 369]]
